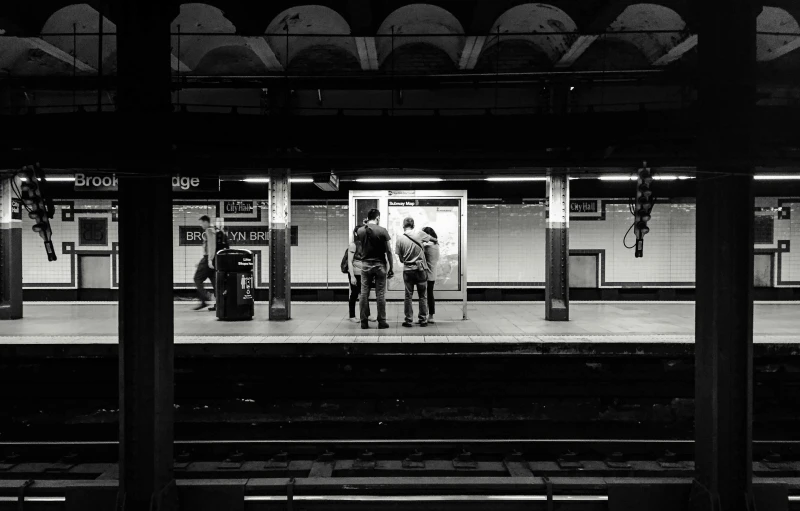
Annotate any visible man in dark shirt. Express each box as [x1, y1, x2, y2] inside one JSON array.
[[356, 208, 393, 329]]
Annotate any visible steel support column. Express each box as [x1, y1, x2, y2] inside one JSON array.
[[545, 170, 569, 321], [269, 168, 291, 320], [117, 177, 175, 511], [694, 1, 758, 509], [116, 2, 176, 511], [0, 178, 23, 320]]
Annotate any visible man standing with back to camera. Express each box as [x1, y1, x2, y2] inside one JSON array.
[[357, 209, 393, 329], [395, 217, 436, 327]]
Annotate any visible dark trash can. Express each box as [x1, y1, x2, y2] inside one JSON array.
[[215, 249, 255, 321]]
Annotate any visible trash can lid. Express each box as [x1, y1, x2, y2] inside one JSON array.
[[216, 248, 253, 257], [215, 249, 254, 271]]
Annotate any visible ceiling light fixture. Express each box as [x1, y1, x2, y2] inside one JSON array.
[[598, 175, 636, 181], [355, 178, 444, 183], [243, 178, 314, 183], [485, 177, 547, 182], [754, 175, 800, 180]]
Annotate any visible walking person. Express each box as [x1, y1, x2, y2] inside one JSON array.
[[421, 226, 440, 324], [356, 209, 393, 329], [347, 226, 374, 323], [395, 217, 437, 327], [193, 215, 225, 311]]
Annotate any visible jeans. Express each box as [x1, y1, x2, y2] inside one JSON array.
[[348, 275, 372, 318], [360, 261, 386, 322], [194, 256, 216, 302], [427, 280, 435, 315], [403, 269, 428, 323]]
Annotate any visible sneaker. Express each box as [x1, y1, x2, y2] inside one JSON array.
[[402, 321, 413, 328], [378, 322, 390, 329], [348, 317, 360, 323], [193, 302, 207, 311], [368, 316, 377, 322], [361, 321, 369, 329], [428, 317, 435, 324], [419, 322, 428, 327], [208, 306, 216, 312]]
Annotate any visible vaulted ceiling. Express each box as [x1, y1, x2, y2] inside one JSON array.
[[0, 1, 798, 77]]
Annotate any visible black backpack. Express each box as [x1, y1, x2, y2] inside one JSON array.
[[215, 228, 230, 252], [341, 249, 350, 274]]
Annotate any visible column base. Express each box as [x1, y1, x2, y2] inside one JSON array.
[[545, 299, 569, 321], [269, 299, 290, 321]]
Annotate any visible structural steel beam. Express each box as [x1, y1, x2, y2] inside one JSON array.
[[116, 2, 177, 510], [171, 54, 191, 72], [545, 169, 569, 321], [269, 168, 292, 320], [458, 36, 487, 70], [355, 36, 379, 70], [27, 37, 96, 72], [760, 36, 800, 61], [694, 0, 758, 508], [0, 177, 23, 320], [653, 34, 698, 66], [243, 36, 284, 71], [555, 35, 598, 68]]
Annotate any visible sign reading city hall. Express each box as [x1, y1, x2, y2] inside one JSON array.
[[74, 173, 219, 192]]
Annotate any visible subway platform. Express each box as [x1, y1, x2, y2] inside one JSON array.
[[1, 302, 798, 352]]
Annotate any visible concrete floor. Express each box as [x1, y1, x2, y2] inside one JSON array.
[[0, 302, 798, 343]]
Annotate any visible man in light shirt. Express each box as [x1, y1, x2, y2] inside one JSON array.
[[394, 217, 436, 327]]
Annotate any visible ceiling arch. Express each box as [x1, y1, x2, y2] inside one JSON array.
[[41, 3, 116, 70], [757, 6, 800, 61], [376, 4, 464, 66], [606, 3, 687, 63], [171, 3, 241, 71], [265, 5, 357, 69], [483, 3, 578, 64]]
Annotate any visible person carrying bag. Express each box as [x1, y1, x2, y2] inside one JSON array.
[[394, 217, 436, 327]]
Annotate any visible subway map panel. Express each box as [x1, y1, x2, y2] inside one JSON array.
[[387, 198, 461, 291]]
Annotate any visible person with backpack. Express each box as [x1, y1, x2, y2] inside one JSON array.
[[395, 217, 437, 327], [343, 225, 374, 323], [356, 209, 393, 329], [193, 215, 228, 311]]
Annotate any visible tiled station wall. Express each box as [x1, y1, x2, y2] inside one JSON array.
[[21, 197, 800, 289]]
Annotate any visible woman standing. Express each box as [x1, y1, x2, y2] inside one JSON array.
[[421, 227, 440, 324]]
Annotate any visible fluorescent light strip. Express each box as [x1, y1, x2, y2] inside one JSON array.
[[598, 175, 695, 181], [755, 175, 800, 180], [20, 177, 77, 182], [0, 497, 66, 502], [356, 178, 443, 183], [242, 178, 314, 183], [598, 176, 636, 181], [244, 495, 608, 502], [485, 177, 546, 182]]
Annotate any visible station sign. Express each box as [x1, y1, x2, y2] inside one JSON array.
[[223, 200, 254, 214], [178, 225, 299, 247], [74, 173, 219, 192], [11, 199, 22, 220], [570, 200, 599, 213], [179, 226, 269, 246]]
